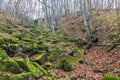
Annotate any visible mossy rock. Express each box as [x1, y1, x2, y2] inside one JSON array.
[[32, 43, 40, 52], [60, 58, 74, 71], [61, 56, 78, 64], [0, 27, 15, 34], [0, 44, 7, 49], [73, 48, 84, 57], [104, 74, 120, 80], [16, 58, 39, 78], [22, 37, 33, 42], [0, 58, 21, 73], [0, 48, 8, 60], [5, 44, 19, 56], [33, 62, 47, 75], [12, 32, 24, 40], [23, 44, 41, 55], [0, 72, 35, 80], [5, 38, 19, 43], [45, 62, 52, 68], [23, 45, 32, 52], [48, 52, 58, 62], [0, 49, 21, 73], [52, 57, 74, 71], [70, 38, 86, 48], [0, 37, 4, 45], [35, 53, 47, 64]]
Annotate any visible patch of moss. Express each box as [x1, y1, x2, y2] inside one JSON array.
[[60, 58, 74, 71], [5, 38, 19, 43], [35, 53, 47, 64], [0, 50, 21, 73], [73, 48, 84, 57], [12, 32, 24, 40], [0, 27, 15, 34], [33, 62, 47, 75], [48, 52, 58, 62], [107, 45, 115, 52], [62, 56, 78, 64], [69, 26, 75, 30], [5, 43, 19, 56], [0, 48, 8, 60], [16, 58, 39, 78], [0, 72, 34, 80], [104, 74, 120, 80], [23, 43, 41, 55], [0, 37, 4, 45]]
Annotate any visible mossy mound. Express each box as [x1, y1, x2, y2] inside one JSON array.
[[60, 57, 74, 71], [0, 48, 21, 73], [52, 57, 74, 71], [104, 74, 120, 80], [0, 27, 85, 79], [0, 72, 35, 80], [16, 58, 39, 78]]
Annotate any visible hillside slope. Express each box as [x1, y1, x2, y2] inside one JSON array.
[[0, 12, 120, 80]]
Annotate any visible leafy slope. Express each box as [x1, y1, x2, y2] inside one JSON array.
[[0, 12, 120, 80]]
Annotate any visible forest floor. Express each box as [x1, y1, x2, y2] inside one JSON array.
[[0, 11, 120, 80], [55, 11, 120, 80]]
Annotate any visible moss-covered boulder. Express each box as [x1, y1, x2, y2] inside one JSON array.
[[0, 49, 21, 73], [0, 48, 8, 59], [52, 57, 74, 72], [0, 37, 4, 45], [5, 43, 19, 56], [62, 56, 78, 64], [35, 53, 47, 64], [60, 57, 74, 71], [5, 38, 19, 43], [16, 58, 39, 78], [0, 72, 35, 80], [33, 62, 47, 75], [48, 52, 58, 62], [23, 43, 41, 55]]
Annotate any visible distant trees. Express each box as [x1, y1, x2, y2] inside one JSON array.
[[0, 0, 120, 34]]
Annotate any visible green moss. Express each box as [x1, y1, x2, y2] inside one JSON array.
[[22, 38, 32, 42], [73, 48, 84, 57], [12, 32, 24, 40], [5, 43, 19, 55], [69, 26, 75, 30], [0, 48, 8, 60], [107, 45, 115, 52], [0, 72, 34, 80], [33, 62, 47, 75], [23, 44, 41, 55], [35, 53, 46, 64], [51, 62, 61, 69], [16, 58, 39, 78], [0, 37, 4, 45], [5, 38, 19, 43], [49, 52, 58, 62], [60, 58, 74, 71], [45, 62, 52, 68], [104, 74, 120, 80], [5, 58, 21, 73], [23, 45, 32, 52], [62, 56, 78, 64], [0, 44, 7, 49], [0, 50, 21, 73], [0, 27, 15, 34]]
